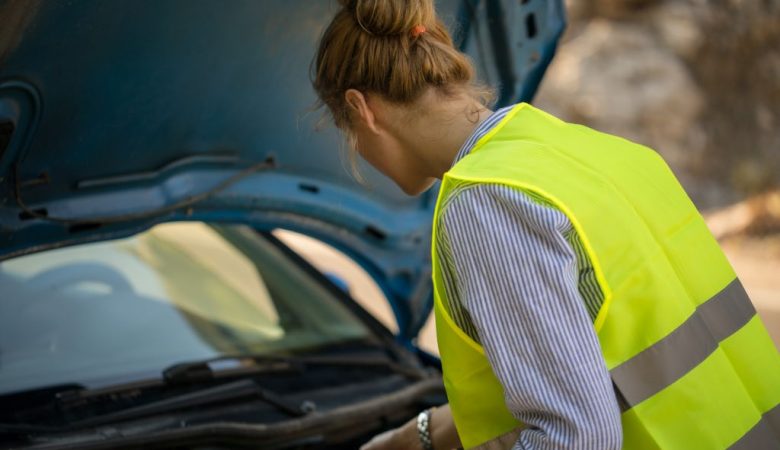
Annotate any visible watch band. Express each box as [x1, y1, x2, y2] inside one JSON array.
[[417, 408, 434, 450]]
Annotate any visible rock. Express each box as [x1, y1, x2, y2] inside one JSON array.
[[706, 189, 780, 239], [535, 19, 705, 169], [574, 0, 662, 19], [645, 1, 704, 58]]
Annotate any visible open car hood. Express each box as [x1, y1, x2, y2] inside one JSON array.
[[0, 0, 564, 340]]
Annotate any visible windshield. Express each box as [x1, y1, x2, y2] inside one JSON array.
[[0, 222, 372, 395]]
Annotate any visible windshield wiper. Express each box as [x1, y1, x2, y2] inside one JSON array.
[[71, 377, 312, 428], [162, 353, 426, 384], [0, 378, 312, 436]]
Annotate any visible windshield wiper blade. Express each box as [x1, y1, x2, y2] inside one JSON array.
[[162, 353, 426, 384], [72, 378, 311, 428], [162, 355, 301, 383], [2, 378, 313, 434]]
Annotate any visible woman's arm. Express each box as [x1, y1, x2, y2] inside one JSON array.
[[439, 184, 623, 450]]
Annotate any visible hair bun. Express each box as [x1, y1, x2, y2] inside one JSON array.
[[340, 0, 434, 36]]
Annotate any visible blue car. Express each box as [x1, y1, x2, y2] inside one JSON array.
[[0, 1, 563, 448]]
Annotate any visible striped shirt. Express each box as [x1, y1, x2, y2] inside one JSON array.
[[436, 105, 623, 449]]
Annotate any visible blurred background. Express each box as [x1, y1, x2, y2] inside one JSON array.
[[283, 0, 780, 354]]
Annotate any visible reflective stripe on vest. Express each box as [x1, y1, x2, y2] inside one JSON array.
[[612, 279, 755, 411], [730, 404, 780, 450], [431, 103, 780, 449]]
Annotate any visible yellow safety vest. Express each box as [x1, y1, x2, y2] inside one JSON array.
[[431, 103, 780, 449]]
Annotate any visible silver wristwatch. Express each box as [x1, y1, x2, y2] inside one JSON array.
[[416, 408, 433, 450]]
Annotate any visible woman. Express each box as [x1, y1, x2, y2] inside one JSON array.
[[312, 1, 780, 449]]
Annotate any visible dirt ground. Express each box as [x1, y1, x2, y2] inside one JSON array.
[[276, 229, 780, 355], [718, 236, 780, 349]]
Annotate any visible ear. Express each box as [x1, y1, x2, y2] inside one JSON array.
[[344, 89, 379, 134]]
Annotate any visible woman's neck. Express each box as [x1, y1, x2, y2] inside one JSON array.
[[396, 91, 494, 180]]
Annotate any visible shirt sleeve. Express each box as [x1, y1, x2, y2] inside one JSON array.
[[437, 184, 622, 450]]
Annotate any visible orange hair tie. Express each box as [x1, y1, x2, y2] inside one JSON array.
[[411, 25, 427, 38]]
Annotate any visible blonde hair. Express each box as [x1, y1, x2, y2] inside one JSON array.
[[312, 0, 494, 131]]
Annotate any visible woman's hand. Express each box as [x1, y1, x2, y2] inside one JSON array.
[[360, 404, 462, 450], [360, 419, 420, 450]]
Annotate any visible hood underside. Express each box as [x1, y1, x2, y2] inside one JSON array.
[[0, 0, 564, 338]]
